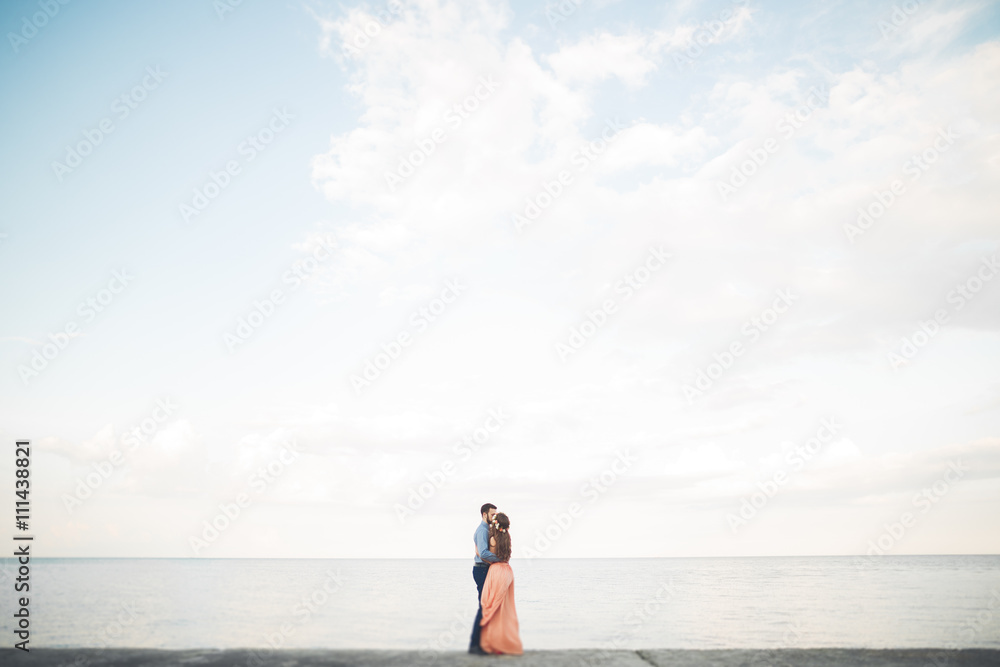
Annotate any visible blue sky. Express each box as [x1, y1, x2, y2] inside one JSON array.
[[1, 0, 999, 558]]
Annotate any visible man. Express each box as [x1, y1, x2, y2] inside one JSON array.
[[469, 502, 499, 654]]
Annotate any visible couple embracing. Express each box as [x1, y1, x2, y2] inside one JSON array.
[[469, 503, 523, 655]]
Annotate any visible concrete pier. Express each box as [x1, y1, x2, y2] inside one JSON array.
[[2, 648, 998, 666]]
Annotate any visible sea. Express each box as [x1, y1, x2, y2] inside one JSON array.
[[1, 556, 998, 650]]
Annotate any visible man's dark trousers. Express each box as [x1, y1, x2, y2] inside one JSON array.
[[469, 563, 489, 650]]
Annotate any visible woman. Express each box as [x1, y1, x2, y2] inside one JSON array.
[[478, 512, 523, 655]]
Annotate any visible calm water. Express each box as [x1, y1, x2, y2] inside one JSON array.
[[1, 556, 998, 649]]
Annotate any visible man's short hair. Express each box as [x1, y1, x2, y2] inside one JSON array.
[[480, 503, 497, 515]]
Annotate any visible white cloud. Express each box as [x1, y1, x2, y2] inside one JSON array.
[[16, 0, 999, 558], [545, 32, 662, 89]]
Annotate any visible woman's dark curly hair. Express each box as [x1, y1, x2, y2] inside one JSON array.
[[489, 512, 512, 562]]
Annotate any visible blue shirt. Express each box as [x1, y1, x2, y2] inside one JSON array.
[[474, 520, 498, 565]]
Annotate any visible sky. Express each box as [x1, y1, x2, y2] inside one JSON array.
[[0, 0, 998, 559]]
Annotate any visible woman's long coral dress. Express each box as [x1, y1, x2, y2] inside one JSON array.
[[479, 539, 523, 655]]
